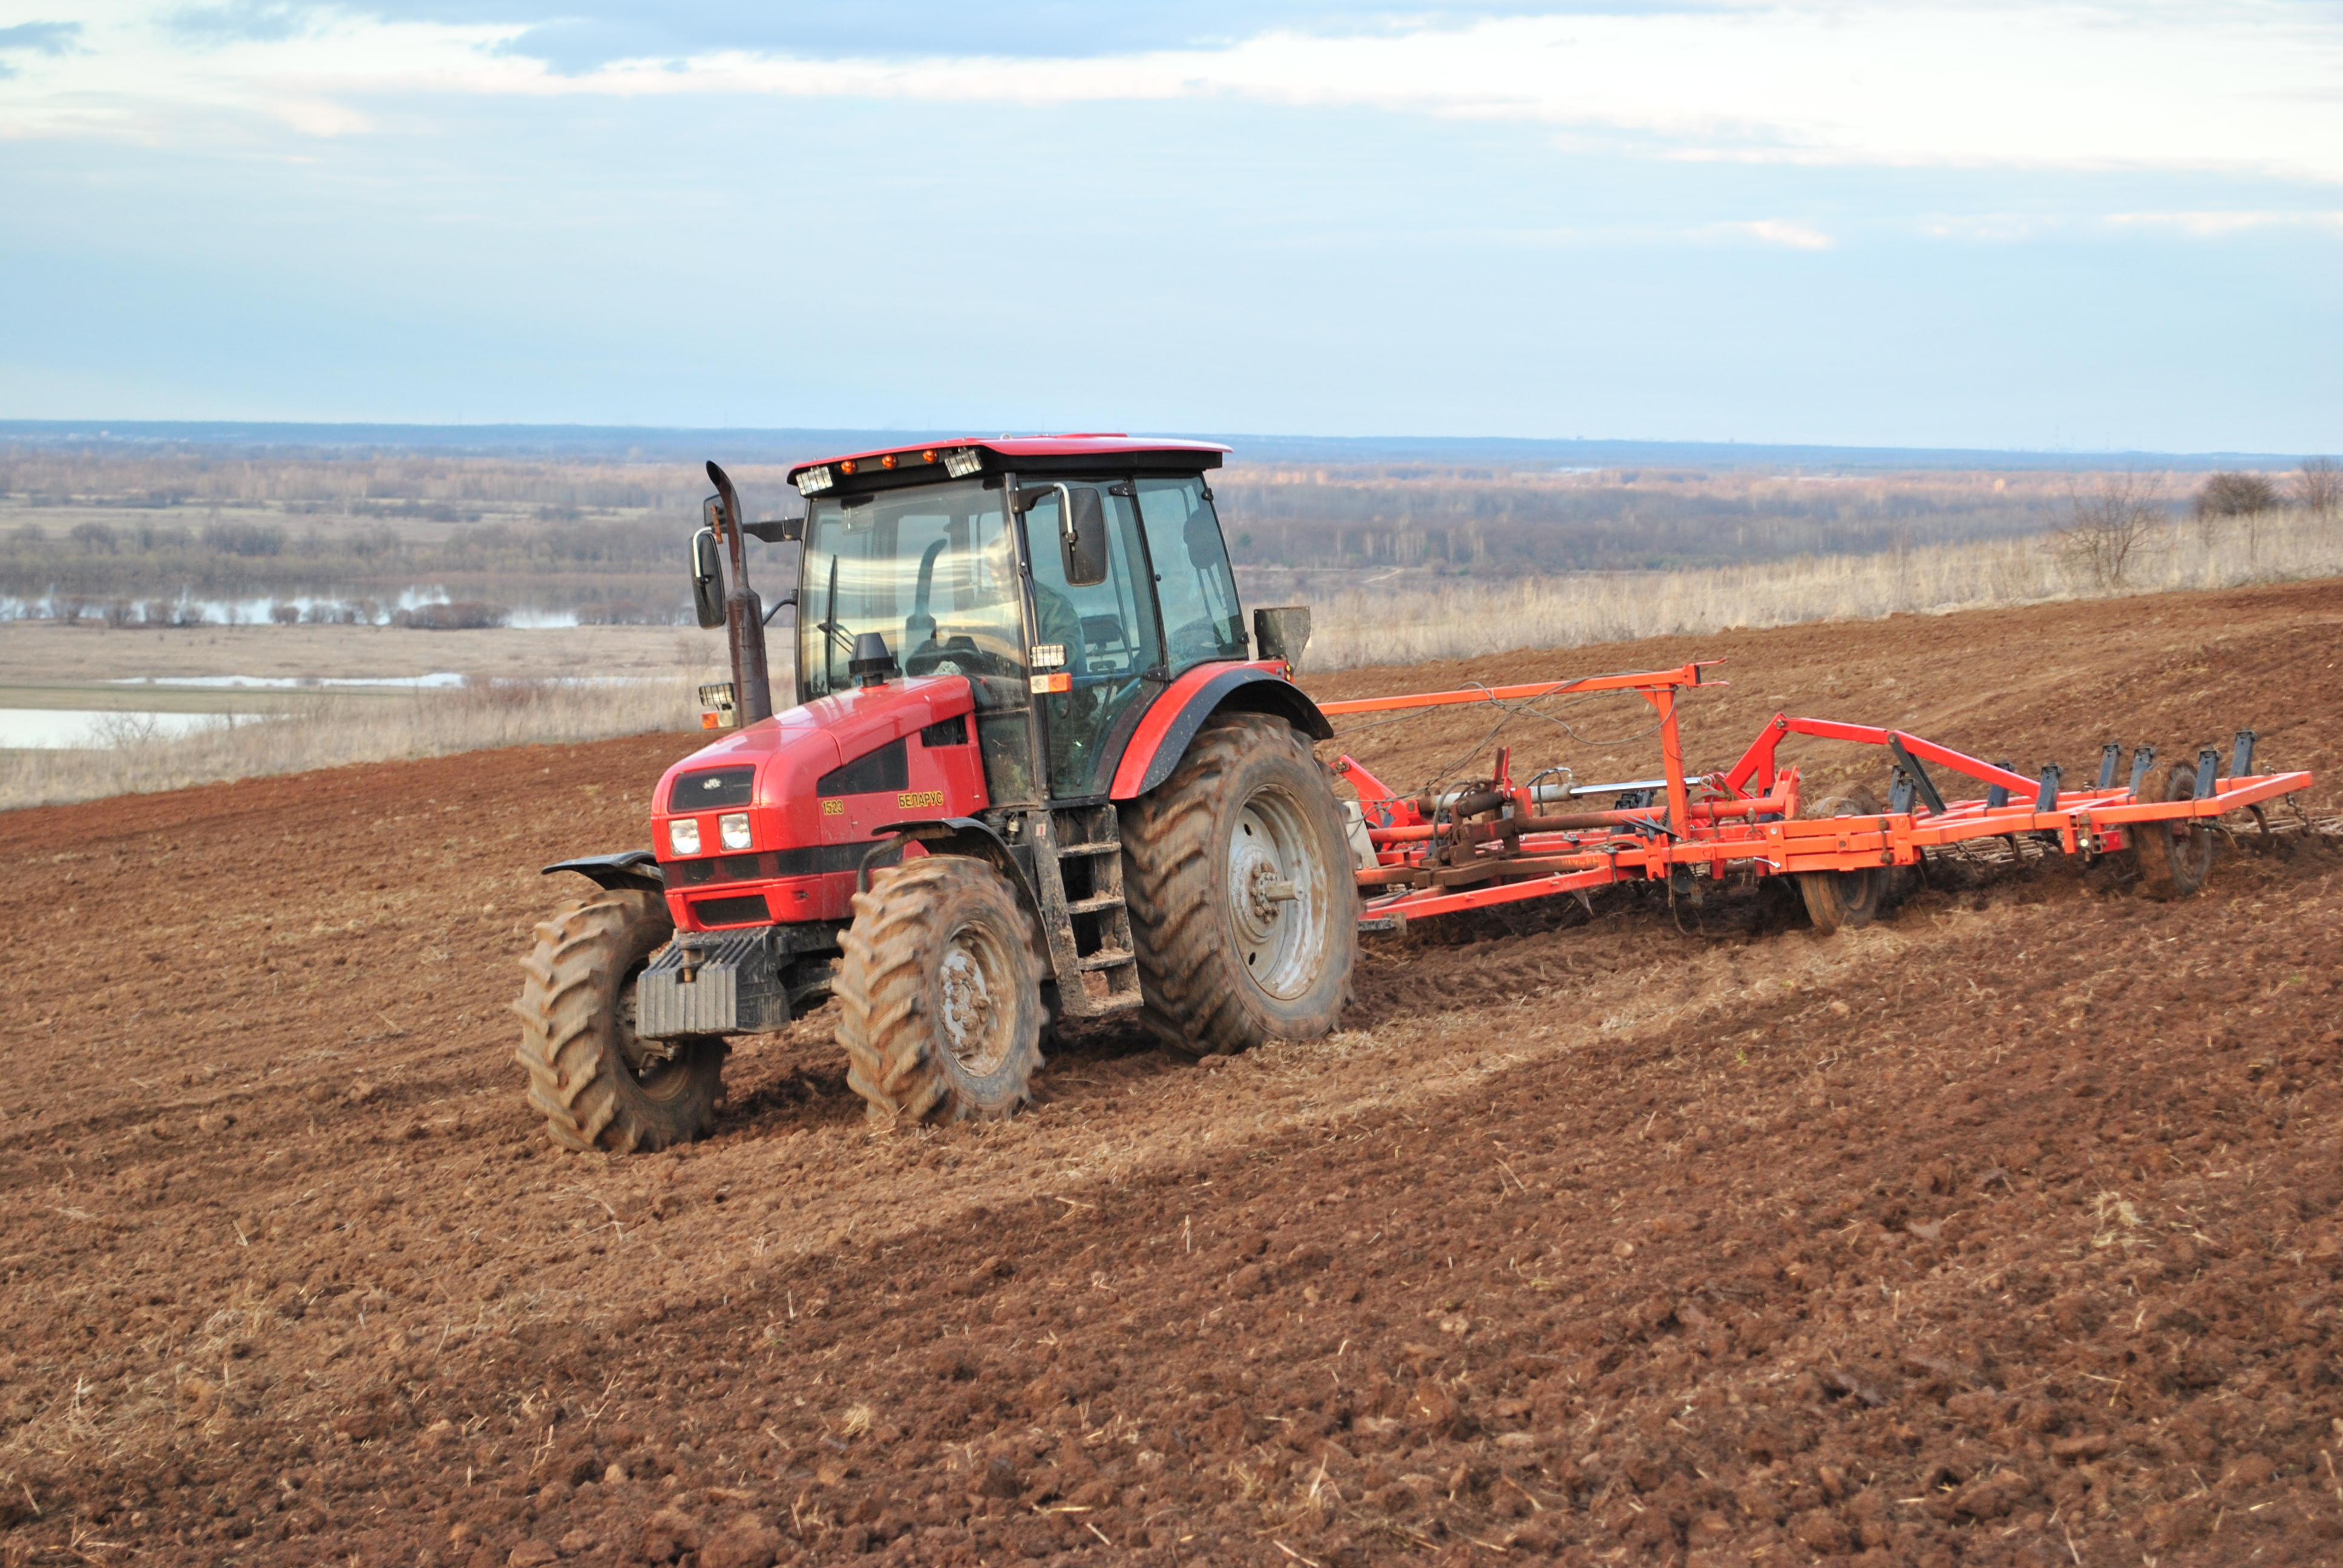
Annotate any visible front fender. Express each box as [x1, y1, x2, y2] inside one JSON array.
[[1107, 664, 1332, 800], [542, 851, 664, 893], [871, 816, 1041, 916]]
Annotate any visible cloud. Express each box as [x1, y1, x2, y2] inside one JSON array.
[[1717, 219, 1833, 250], [1918, 214, 2046, 243], [2105, 209, 2343, 237], [8, 1, 2343, 189]]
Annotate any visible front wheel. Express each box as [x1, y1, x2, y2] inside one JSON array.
[[514, 887, 726, 1153], [837, 856, 1047, 1123], [1123, 712, 1358, 1056]]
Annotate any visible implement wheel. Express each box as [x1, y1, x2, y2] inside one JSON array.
[[515, 887, 726, 1153], [2134, 760, 2217, 900], [838, 856, 1046, 1124], [1123, 712, 1358, 1056], [1798, 786, 1888, 936]]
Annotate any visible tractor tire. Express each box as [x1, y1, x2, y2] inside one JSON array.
[[837, 856, 1046, 1124], [514, 887, 726, 1154], [2134, 759, 2216, 899], [1122, 711, 1358, 1056], [1798, 786, 1889, 936]]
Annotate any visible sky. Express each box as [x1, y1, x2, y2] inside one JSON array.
[[1, 1, 2339, 452]]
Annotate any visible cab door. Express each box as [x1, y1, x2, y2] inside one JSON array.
[[1019, 482, 1165, 797]]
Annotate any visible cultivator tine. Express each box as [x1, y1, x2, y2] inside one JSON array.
[[1887, 737, 1946, 814], [2232, 730, 2258, 779], [2195, 748, 2223, 799], [2033, 764, 2062, 813], [2128, 745, 2156, 795], [1987, 762, 2017, 811], [2097, 744, 2122, 790]]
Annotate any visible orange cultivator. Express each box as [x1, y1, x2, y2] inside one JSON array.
[[1330, 662, 2312, 933]]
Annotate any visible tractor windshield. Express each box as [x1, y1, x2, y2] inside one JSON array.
[[799, 480, 1024, 702]]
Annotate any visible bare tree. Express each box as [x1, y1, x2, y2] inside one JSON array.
[[2057, 472, 2165, 589], [2195, 471, 2282, 520], [2296, 456, 2341, 521]]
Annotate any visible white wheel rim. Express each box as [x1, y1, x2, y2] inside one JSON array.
[[1224, 787, 1330, 1001]]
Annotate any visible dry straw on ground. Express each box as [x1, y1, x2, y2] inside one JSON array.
[[7, 508, 2339, 808], [0, 672, 715, 811], [1299, 508, 2343, 670]]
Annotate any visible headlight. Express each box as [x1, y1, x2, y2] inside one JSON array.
[[719, 812, 751, 851], [668, 818, 701, 856]]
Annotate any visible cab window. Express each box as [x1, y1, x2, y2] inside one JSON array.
[[1135, 477, 1247, 670]]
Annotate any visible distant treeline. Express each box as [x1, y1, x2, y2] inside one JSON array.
[[5, 447, 2288, 617], [0, 517, 687, 613], [0, 449, 795, 517], [1211, 467, 2084, 574]]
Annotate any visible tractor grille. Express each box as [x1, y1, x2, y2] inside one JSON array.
[[667, 844, 868, 887], [672, 854, 770, 886], [692, 894, 771, 927]]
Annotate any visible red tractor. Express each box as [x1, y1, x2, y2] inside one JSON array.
[[517, 437, 1358, 1151]]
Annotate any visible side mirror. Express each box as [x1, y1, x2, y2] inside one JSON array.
[[1254, 605, 1311, 666], [690, 527, 726, 629], [1063, 486, 1109, 587]]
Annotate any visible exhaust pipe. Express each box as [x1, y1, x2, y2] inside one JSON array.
[[706, 461, 775, 727]]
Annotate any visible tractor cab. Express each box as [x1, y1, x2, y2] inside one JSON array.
[[789, 442, 1250, 803], [520, 437, 1354, 1154]]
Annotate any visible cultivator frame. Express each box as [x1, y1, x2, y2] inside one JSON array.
[[1328, 662, 2313, 930]]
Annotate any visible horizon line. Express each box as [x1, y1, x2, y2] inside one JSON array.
[[0, 419, 2325, 472]]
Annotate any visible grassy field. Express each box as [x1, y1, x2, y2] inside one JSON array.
[[1300, 506, 2343, 668], [0, 621, 729, 809], [0, 618, 718, 687]]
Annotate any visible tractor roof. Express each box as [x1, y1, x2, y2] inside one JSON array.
[[788, 434, 1228, 498]]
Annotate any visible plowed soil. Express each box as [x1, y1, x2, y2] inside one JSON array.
[[5, 580, 2342, 1568]]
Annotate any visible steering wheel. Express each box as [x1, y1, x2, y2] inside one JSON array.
[[905, 635, 1022, 679], [1165, 616, 1233, 661]]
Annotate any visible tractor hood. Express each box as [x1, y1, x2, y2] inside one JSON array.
[[654, 675, 978, 825]]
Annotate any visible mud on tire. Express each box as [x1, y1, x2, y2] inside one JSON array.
[[1798, 786, 1889, 936], [514, 887, 726, 1154], [838, 856, 1046, 1124], [1121, 711, 1358, 1056], [2134, 759, 2217, 900]]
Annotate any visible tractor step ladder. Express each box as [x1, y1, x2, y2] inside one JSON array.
[[1032, 803, 1144, 1019]]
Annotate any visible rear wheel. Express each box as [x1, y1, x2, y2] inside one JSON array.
[[2134, 760, 2216, 899], [515, 887, 726, 1153], [838, 857, 1046, 1123], [1798, 786, 1889, 935], [1123, 713, 1357, 1056]]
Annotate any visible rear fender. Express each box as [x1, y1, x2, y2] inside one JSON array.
[[1108, 665, 1332, 800], [542, 852, 664, 894]]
